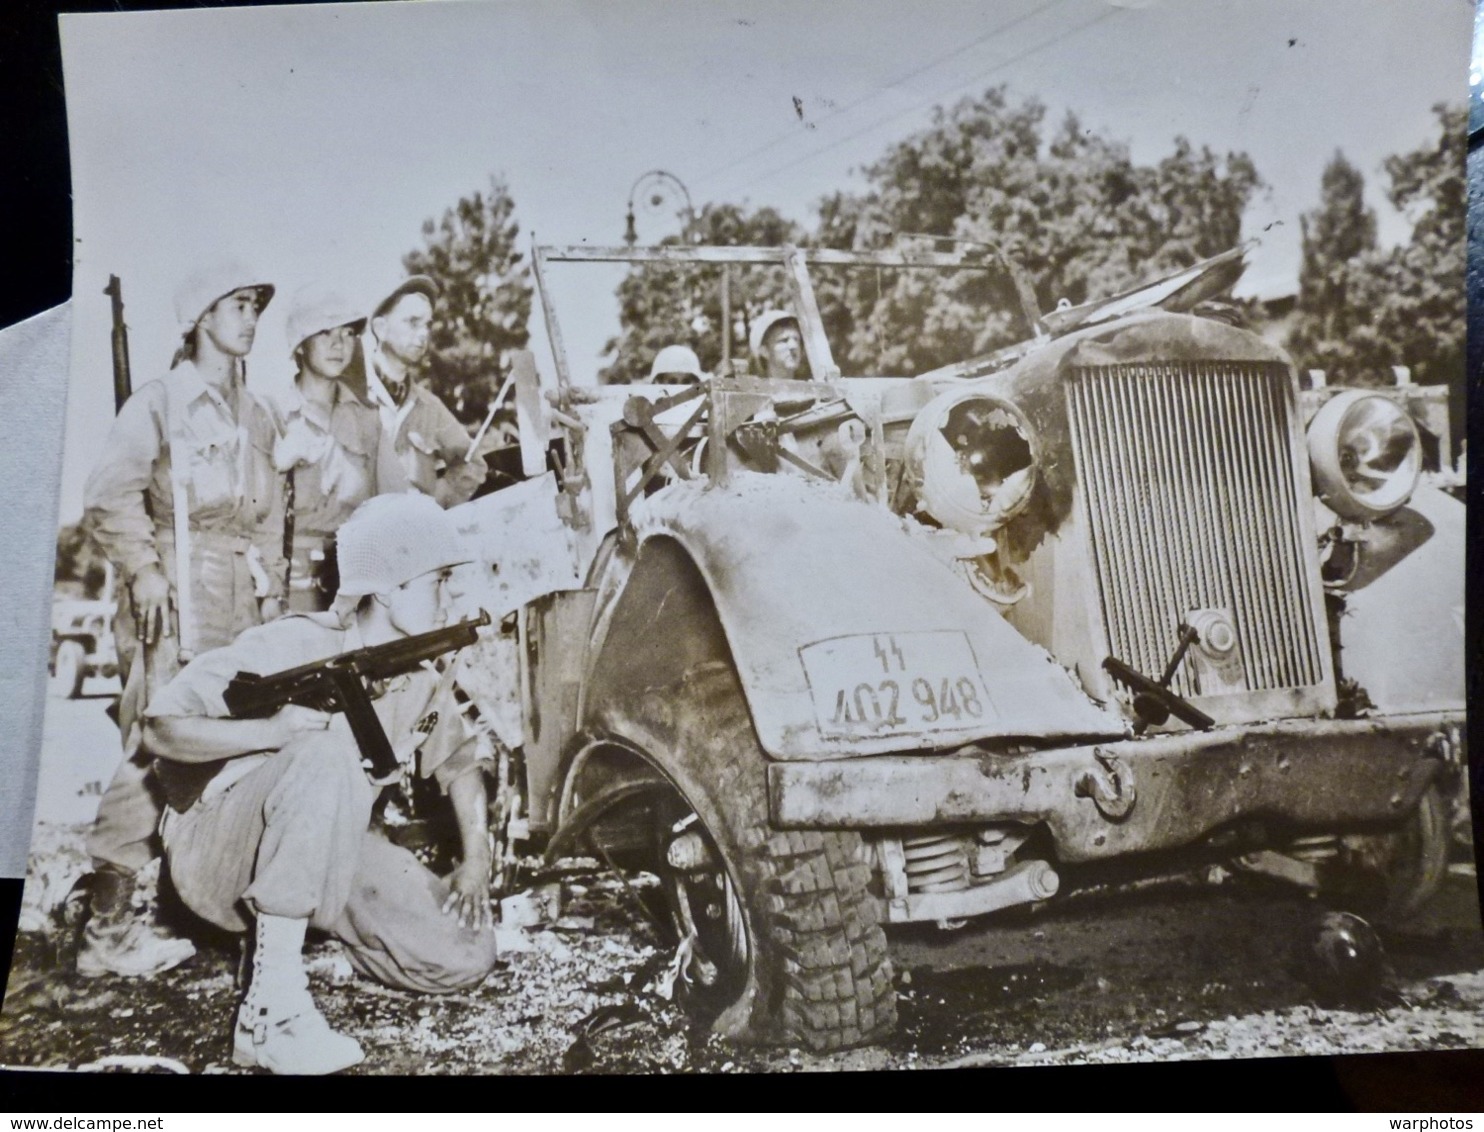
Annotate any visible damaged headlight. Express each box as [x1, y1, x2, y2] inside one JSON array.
[[1306, 390, 1421, 520], [904, 389, 1038, 536]]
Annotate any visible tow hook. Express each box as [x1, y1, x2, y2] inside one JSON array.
[[1075, 748, 1136, 821]]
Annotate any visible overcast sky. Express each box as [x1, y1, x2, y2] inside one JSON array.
[[55, 0, 1470, 523]]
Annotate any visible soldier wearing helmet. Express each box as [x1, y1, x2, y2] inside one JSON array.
[[359, 276, 487, 508], [79, 261, 290, 979], [642, 343, 706, 385], [144, 493, 499, 1075], [750, 309, 805, 380], [272, 285, 410, 613]]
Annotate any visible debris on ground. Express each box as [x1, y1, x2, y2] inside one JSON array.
[[4, 818, 1483, 1076]]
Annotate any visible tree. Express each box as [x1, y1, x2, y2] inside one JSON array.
[[403, 175, 532, 425], [808, 88, 1263, 375], [1371, 103, 1467, 387], [1288, 153, 1381, 373], [1286, 104, 1466, 392], [602, 89, 1263, 379], [600, 203, 808, 384]]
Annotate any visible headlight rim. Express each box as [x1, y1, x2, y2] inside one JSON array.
[[1306, 388, 1422, 522], [903, 387, 1041, 537]]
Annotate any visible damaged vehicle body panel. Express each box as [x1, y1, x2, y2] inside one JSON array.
[[619, 473, 1124, 758], [451, 240, 1464, 1053]]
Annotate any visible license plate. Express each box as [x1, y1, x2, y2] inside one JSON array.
[[799, 631, 997, 739]]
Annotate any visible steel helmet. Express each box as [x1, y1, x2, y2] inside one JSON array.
[[370, 275, 441, 321], [646, 344, 704, 383], [748, 309, 799, 357], [334, 493, 471, 598], [285, 285, 367, 354], [173, 260, 275, 333]]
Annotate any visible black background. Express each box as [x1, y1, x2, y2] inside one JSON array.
[[3, 0, 1483, 1111]]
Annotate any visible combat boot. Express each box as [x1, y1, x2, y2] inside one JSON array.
[[233, 913, 364, 1076], [76, 864, 196, 979]]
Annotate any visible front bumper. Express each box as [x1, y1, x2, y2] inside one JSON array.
[[768, 712, 1463, 862]]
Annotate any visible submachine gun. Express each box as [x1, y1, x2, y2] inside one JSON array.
[[222, 612, 491, 780]]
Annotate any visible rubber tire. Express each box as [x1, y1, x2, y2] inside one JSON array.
[[1326, 782, 1451, 925], [52, 640, 86, 699], [589, 658, 897, 1052]]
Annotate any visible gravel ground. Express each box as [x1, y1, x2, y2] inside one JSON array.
[[6, 695, 1481, 1077], [3, 816, 1482, 1077]]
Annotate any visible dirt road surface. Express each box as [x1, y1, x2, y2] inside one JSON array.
[[3, 694, 1482, 1076]]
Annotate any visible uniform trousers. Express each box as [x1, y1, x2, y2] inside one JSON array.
[[161, 731, 499, 994]]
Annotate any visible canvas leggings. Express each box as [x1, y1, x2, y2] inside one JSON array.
[[87, 529, 265, 873], [161, 731, 499, 994]]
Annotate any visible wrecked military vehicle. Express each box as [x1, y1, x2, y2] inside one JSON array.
[[447, 241, 1466, 1053]]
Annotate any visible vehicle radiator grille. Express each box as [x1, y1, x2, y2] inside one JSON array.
[[1065, 362, 1324, 697]]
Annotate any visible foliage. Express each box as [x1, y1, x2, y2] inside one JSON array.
[[1287, 152, 1379, 373], [603, 87, 1264, 379], [1287, 104, 1466, 389], [814, 89, 1263, 374], [403, 175, 532, 424], [600, 204, 808, 384]]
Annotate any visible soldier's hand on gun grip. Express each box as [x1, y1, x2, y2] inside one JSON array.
[[442, 858, 494, 932], [131, 564, 173, 648], [271, 703, 334, 745]]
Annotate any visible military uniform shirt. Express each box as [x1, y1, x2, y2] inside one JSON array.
[[363, 347, 488, 508], [84, 361, 286, 595], [271, 380, 410, 538]]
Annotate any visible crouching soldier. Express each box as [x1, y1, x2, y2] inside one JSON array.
[[143, 493, 500, 1075]]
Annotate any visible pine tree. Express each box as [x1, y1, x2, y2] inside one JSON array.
[[403, 175, 533, 425], [1288, 152, 1379, 373], [1286, 105, 1466, 394]]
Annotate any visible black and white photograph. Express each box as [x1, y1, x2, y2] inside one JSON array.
[[0, 0, 1476, 1080]]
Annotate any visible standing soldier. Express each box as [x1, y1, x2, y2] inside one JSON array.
[[360, 276, 487, 508], [78, 262, 288, 977], [273, 286, 409, 612]]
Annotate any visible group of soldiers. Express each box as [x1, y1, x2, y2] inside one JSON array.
[[72, 260, 810, 1074], [77, 265, 498, 1074]]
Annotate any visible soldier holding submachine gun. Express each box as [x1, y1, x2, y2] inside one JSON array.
[[144, 493, 501, 1075]]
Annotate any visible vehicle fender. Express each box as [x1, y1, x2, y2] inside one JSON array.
[[595, 472, 1124, 760], [1332, 483, 1464, 713]]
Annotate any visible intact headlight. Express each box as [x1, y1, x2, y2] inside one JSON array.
[[1306, 390, 1421, 520], [904, 389, 1038, 536]]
